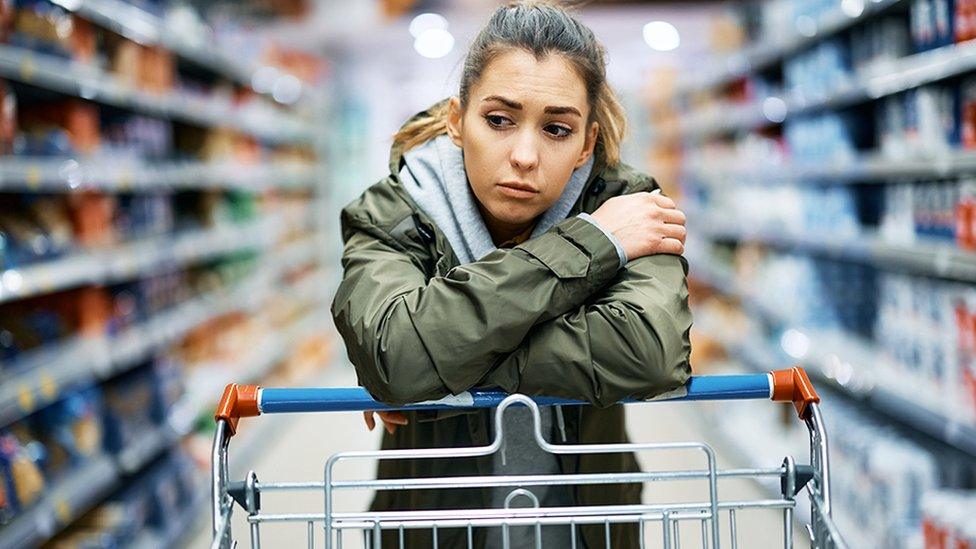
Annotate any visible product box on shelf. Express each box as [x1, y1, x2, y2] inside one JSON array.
[[956, 0, 976, 42], [0, 80, 16, 155], [8, 1, 97, 62], [100, 364, 161, 454], [100, 112, 174, 160], [922, 490, 976, 548], [44, 449, 200, 548], [854, 16, 912, 70], [0, 194, 74, 268], [0, 428, 44, 524], [18, 99, 101, 155], [878, 84, 959, 158], [913, 0, 956, 52], [31, 387, 103, 481], [0, 386, 105, 526], [0, 290, 77, 363]]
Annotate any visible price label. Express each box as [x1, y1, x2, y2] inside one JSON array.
[[17, 383, 35, 413], [54, 498, 72, 524], [118, 169, 133, 191], [19, 55, 35, 81], [39, 372, 57, 399], [26, 165, 41, 189], [38, 268, 55, 294]]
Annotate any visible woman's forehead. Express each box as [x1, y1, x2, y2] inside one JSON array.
[[471, 49, 588, 112]]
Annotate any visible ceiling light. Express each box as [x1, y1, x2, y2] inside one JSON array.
[[414, 28, 455, 59], [410, 13, 448, 38], [643, 21, 680, 52]]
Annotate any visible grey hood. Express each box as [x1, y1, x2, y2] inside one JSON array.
[[398, 133, 594, 265]]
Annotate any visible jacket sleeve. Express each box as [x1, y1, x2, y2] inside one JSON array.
[[330, 212, 623, 406], [482, 252, 693, 408]]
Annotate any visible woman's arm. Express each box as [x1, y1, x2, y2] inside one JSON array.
[[331, 213, 622, 406], [480, 253, 692, 408]]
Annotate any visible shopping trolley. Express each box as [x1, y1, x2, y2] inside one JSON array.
[[210, 367, 847, 548]]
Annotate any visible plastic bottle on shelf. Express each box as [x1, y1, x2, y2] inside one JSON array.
[[957, 180, 976, 250]]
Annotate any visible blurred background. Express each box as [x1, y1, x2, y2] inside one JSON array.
[[0, 0, 973, 547]]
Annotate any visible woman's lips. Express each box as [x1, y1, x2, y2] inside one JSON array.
[[497, 182, 539, 199]]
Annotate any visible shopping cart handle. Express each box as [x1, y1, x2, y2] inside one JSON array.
[[214, 367, 820, 436]]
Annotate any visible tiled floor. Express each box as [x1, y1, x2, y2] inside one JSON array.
[[189, 365, 812, 548]]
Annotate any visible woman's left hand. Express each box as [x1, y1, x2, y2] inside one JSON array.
[[363, 411, 409, 434]]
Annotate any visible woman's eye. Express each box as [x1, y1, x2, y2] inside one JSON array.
[[545, 124, 573, 138], [484, 115, 512, 128]]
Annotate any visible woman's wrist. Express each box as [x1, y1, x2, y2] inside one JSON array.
[[576, 212, 628, 268]]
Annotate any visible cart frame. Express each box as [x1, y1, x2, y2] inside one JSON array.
[[210, 367, 847, 548]]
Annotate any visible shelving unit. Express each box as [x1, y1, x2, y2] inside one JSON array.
[[685, 149, 976, 183], [663, 1, 976, 542], [675, 0, 906, 96], [667, 25, 976, 143], [688, 252, 976, 458], [0, 44, 314, 145], [0, 216, 279, 304], [0, 157, 321, 192], [53, 0, 319, 106], [0, 262, 328, 546], [692, 214, 976, 282], [0, 1, 332, 546]]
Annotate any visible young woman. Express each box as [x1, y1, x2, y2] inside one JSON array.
[[331, 2, 692, 546]]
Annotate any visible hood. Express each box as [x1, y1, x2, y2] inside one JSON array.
[[397, 132, 594, 265]]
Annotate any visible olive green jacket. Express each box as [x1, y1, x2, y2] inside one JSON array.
[[331, 102, 693, 548]]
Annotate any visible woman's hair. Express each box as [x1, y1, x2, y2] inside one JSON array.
[[394, 0, 627, 166]]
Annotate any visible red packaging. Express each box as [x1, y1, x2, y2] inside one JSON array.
[[68, 192, 116, 247]]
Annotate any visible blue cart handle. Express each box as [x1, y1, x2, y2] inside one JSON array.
[[214, 367, 820, 436]]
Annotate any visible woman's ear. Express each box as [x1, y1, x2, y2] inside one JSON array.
[[575, 121, 599, 168], [446, 96, 464, 147]]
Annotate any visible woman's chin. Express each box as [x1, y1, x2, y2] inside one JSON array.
[[485, 202, 542, 227]]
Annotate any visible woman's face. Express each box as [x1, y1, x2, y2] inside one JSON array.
[[447, 49, 598, 229]]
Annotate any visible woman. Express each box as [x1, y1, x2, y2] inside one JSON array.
[[331, 2, 692, 547]]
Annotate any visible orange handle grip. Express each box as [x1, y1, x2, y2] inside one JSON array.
[[770, 367, 820, 420], [214, 383, 261, 437]]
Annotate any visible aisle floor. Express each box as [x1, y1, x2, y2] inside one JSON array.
[[189, 365, 810, 549]]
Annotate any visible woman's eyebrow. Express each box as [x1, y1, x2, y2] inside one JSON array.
[[482, 95, 581, 117]]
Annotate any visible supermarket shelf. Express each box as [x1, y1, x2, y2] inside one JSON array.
[[58, 0, 317, 106], [0, 157, 321, 192], [0, 304, 329, 549], [0, 422, 182, 549], [670, 40, 976, 141], [0, 454, 118, 549], [0, 44, 313, 145], [787, 40, 976, 117], [128, 490, 209, 549], [167, 300, 330, 437], [694, 215, 976, 283], [685, 149, 976, 183], [0, 216, 280, 304], [689, 254, 976, 458], [675, 0, 904, 96], [0, 238, 317, 429]]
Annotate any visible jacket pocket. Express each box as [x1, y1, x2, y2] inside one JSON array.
[[520, 232, 589, 279]]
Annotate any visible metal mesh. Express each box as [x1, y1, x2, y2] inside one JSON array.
[[212, 395, 846, 549]]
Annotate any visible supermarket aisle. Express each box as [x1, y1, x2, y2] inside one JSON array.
[[192, 365, 808, 549]]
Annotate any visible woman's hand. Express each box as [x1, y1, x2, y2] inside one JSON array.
[[590, 190, 687, 260], [363, 411, 409, 434]]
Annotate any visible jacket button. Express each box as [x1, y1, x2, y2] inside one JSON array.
[[590, 179, 606, 195]]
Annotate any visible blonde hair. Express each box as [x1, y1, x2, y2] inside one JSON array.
[[393, 1, 627, 166]]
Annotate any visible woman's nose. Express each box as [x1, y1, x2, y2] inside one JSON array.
[[509, 130, 539, 172]]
